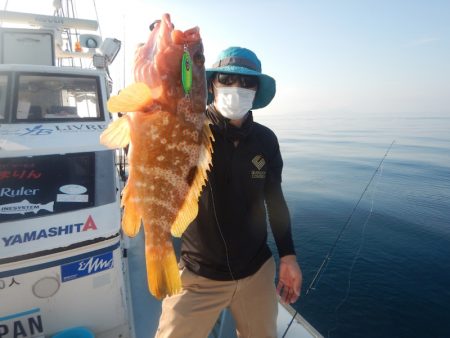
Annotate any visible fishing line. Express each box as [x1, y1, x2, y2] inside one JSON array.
[[327, 164, 383, 338], [93, 0, 102, 39], [1, 0, 9, 27], [281, 140, 395, 338], [209, 182, 236, 281]]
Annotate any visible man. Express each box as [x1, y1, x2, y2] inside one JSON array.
[[156, 46, 302, 338]]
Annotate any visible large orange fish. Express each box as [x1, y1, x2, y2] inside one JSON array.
[[100, 14, 213, 299]]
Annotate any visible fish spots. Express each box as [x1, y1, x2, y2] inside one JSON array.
[[145, 226, 173, 248], [157, 155, 165, 161], [149, 125, 160, 140], [130, 196, 142, 203], [183, 110, 204, 128], [136, 165, 148, 174], [145, 167, 188, 191], [171, 125, 180, 139], [166, 143, 177, 150], [182, 129, 199, 142], [135, 181, 147, 187], [160, 142, 200, 168], [142, 196, 177, 215]]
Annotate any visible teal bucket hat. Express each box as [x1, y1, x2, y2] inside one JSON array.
[[206, 47, 276, 109]]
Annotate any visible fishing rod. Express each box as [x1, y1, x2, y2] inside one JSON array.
[[281, 140, 395, 338]]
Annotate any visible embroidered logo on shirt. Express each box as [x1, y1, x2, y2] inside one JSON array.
[[251, 155, 266, 179], [252, 155, 266, 170]]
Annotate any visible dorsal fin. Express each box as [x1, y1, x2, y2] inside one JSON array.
[[171, 122, 214, 237]]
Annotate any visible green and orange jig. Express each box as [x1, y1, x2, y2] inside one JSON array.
[[181, 45, 192, 96]]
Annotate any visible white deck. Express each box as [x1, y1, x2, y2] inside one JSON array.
[[124, 229, 323, 338]]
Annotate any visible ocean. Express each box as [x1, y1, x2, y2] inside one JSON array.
[[260, 112, 450, 338]]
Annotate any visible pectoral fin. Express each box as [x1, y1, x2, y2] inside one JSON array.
[[100, 116, 131, 148], [107, 82, 154, 113], [120, 183, 142, 237]]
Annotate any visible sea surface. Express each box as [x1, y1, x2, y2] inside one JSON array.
[[259, 112, 450, 338]]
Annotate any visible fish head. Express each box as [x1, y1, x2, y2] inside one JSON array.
[[133, 14, 206, 114]]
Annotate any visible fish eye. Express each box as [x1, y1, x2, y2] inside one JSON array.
[[193, 52, 205, 66]]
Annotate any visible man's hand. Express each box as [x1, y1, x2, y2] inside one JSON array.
[[276, 255, 302, 304]]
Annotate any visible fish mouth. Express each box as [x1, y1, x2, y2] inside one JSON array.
[[132, 13, 205, 110], [149, 20, 160, 31]]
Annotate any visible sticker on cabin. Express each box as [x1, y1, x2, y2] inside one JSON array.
[[0, 307, 44, 338], [1, 215, 98, 248], [0, 187, 40, 198], [0, 200, 54, 215], [0, 153, 95, 223], [61, 251, 114, 282], [0, 124, 108, 137], [56, 184, 88, 203]]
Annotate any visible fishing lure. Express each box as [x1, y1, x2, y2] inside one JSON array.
[[181, 45, 192, 95]]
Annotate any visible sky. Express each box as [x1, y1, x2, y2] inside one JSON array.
[[1, 0, 449, 116]]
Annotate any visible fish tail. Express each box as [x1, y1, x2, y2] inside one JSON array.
[[143, 227, 181, 299], [42, 201, 54, 213], [146, 248, 181, 300]]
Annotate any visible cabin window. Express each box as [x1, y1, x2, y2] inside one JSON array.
[[0, 74, 7, 120], [15, 74, 102, 121]]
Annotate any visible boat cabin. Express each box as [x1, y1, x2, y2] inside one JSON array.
[[0, 13, 130, 338]]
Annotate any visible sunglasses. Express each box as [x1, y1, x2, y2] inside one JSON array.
[[216, 73, 258, 89]]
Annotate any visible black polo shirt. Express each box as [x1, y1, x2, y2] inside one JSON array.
[[180, 112, 295, 280]]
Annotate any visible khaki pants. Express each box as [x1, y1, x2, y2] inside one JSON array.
[[156, 257, 278, 338]]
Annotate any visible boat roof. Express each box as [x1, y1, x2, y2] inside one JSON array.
[[0, 63, 106, 76]]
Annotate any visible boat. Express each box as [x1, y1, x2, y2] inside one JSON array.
[[0, 3, 323, 337]]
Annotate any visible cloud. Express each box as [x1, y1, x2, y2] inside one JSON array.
[[405, 37, 441, 47]]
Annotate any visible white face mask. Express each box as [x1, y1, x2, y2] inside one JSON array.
[[213, 86, 256, 120]]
